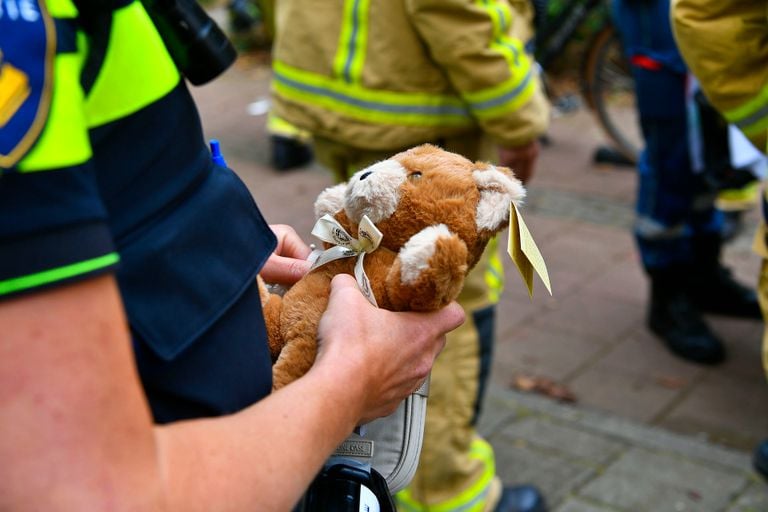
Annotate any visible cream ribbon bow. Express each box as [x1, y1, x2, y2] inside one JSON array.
[[309, 214, 383, 306]]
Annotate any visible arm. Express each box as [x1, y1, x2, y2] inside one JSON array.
[[671, 0, 768, 152], [0, 274, 463, 511], [406, 0, 550, 150]]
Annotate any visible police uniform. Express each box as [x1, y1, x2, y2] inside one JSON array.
[[0, 0, 276, 422]]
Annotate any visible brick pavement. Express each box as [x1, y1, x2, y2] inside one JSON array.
[[191, 53, 768, 511]]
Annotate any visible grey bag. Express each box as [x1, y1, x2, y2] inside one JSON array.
[[331, 376, 430, 493]]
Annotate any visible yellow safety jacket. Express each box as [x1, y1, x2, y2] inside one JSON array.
[[271, 0, 550, 151], [671, 0, 768, 154]]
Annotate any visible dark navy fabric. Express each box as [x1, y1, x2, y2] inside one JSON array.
[[612, 0, 686, 119], [116, 161, 275, 361], [613, 0, 723, 271], [0, 164, 118, 292], [133, 280, 274, 423], [90, 83, 277, 419], [0, 164, 108, 238], [90, 84, 211, 242]]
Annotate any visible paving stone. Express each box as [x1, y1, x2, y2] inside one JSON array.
[[566, 355, 684, 423], [496, 416, 628, 466], [595, 330, 707, 383], [578, 448, 748, 511], [491, 323, 612, 384], [484, 387, 752, 471], [656, 371, 768, 451], [489, 438, 597, 508], [726, 481, 768, 512], [525, 288, 642, 344], [555, 497, 628, 512]]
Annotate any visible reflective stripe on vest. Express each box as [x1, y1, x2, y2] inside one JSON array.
[[395, 437, 496, 512], [18, 0, 180, 172], [84, 1, 179, 128], [723, 81, 768, 141]]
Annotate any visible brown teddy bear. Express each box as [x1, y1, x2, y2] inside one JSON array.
[[260, 144, 526, 390]]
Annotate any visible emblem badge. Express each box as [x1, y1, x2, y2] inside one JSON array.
[[0, 0, 55, 169]]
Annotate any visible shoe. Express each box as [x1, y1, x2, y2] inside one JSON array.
[[753, 439, 768, 480], [494, 485, 547, 512], [649, 272, 726, 365], [271, 135, 313, 171], [687, 264, 762, 320]]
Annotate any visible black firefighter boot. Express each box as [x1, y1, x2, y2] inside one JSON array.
[[686, 234, 762, 319], [648, 268, 726, 364]]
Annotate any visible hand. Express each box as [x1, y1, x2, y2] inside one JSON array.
[[498, 139, 541, 184], [314, 274, 465, 424], [261, 224, 312, 285]]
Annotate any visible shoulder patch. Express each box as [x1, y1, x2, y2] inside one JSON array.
[[0, 0, 56, 169]]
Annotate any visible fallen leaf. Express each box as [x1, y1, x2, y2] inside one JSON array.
[[510, 373, 577, 403], [655, 376, 688, 390]]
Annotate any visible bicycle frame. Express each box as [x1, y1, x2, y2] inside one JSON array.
[[534, 0, 607, 70]]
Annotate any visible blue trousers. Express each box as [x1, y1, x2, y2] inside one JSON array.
[[613, 0, 723, 272]]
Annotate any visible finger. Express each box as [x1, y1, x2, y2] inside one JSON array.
[[274, 228, 312, 260], [329, 273, 360, 294], [436, 301, 466, 333], [260, 256, 311, 285]]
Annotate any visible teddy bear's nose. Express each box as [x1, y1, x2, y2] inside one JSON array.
[[359, 171, 373, 180]]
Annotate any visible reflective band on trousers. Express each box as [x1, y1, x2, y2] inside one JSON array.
[[395, 437, 496, 512], [485, 237, 504, 304]]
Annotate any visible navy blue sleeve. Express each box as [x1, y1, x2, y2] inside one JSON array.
[[0, 165, 119, 298]]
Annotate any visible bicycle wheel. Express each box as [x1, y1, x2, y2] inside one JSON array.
[[582, 24, 642, 163]]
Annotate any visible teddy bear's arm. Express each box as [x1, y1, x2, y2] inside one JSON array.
[[385, 225, 468, 312]]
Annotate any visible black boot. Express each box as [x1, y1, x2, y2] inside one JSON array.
[[271, 135, 314, 171], [753, 439, 768, 480], [494, 485, 547, 512], [686, 235, 762, 319], [648, 269, 726, 364]]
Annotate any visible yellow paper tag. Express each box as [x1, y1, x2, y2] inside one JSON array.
[[507, 203, 552, 298]]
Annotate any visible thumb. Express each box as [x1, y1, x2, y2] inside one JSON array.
[[329, 273, 359, 293]]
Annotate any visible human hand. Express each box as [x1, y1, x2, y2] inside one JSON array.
[[261, 224, 312, 285], [498, 139, 541, 184], [314, 274, 465, 424]]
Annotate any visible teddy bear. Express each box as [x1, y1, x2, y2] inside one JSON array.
[[259, 143, 526, 390]]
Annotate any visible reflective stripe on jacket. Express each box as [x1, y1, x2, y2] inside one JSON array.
[[271, 0, 549, 151]]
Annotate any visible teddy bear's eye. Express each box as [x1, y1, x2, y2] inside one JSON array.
[[408, 172, 422, 181]]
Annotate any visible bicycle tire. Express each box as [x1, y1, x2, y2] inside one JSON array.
[[581, 24, 641, 163]]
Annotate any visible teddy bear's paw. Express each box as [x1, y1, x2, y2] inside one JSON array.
[[388, 224, 468, 310]]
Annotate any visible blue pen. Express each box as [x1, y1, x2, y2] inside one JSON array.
[[209, 139, 228, 167]]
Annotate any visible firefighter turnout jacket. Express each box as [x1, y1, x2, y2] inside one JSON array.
[[271, 0, 550, 152]]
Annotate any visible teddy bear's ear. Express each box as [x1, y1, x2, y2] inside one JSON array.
[[314, 183, 347, 219], [473, 164, 526, 231]]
